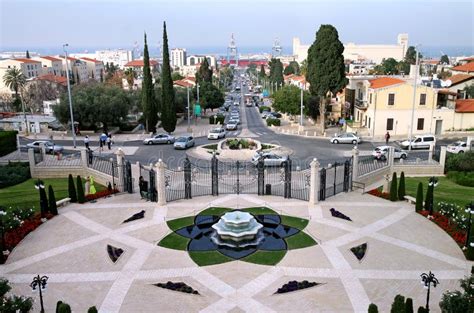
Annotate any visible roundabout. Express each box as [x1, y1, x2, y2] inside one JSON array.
[[0, 192, 470, 312]]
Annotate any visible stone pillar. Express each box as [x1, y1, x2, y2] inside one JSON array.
[[388, 146, 395, 168], [352, 147, 359, 181], [115, 148, 125, 192], [80, 149, 88, 169], [132, 161, 141, 193], [382, 174, 391, 193], [428, 143, 434, 162], [440, 146, 447, 170], [156, 159, 167, 206], [40, 142, 46, 157], [28, 148, 35, 178], [309, 158, 320, 205]]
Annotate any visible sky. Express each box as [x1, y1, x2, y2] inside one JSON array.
[[1, 0, 473, 55]]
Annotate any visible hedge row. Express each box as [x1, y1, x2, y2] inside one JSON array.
[[266, 118, 281, 126], [0, 131, 18, 157], [0, 162, 30, 188], [209, 115, 225, 125], [259, 106, 271, 113], [446, 151, 474, 172]]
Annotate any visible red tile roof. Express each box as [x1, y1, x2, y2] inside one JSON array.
[[422, 59, 439, 65], [447, 74, 474, 85], [369, 77, 405, 89], [452, 62, 474, 73], [36, 74, 68, 86], [184, 76, 196, 82], [174, 80, 194, 88], [14, 58, 40, 64], [455, 99, 474, 113], [39, 56, 62, 62], [124, 60, 158, 67], [81, 57, 102, 64]]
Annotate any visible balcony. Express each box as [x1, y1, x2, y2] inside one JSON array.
[[355, 98, 368, 109]]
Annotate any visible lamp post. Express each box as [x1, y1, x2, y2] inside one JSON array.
[[420, 271, 439, 312], [427, 176, 438, 216], [465, 202, 474, 249], [34, 179, 47, 218], [0, 208, 5, 264], [300, 86, 304, 126], [197, 83, 200, 102], [409, 45, 420, 151], [63, 44, 77, 148], [31, 275, 48, 313], [186, 86, 192, 132]]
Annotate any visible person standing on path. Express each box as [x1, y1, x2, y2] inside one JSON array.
[[106, 134, 112, 150], [385, 132, 391, 144], [84, 135, 90, 149]]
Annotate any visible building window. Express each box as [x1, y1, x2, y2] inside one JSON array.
[[386, 118, 394, 131], [420, 93, 426, 105], [388, 93, 395, 105], [368, 117, 371, 129], [369, 93, 372, 104], [417, 118, 424, 130]]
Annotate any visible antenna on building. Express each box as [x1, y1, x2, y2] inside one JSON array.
[[272, 37, 282, 57], [227, 33, 238, 66]]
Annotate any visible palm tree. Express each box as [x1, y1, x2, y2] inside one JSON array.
[[123, 68, 136, 91], [3, 67, 28, 134]]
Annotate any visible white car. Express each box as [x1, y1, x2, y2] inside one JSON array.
[[208, 128, 226, 140], [143, 134, 175, 145], [372, 146, 408, 160], [251, 152, 288, 166], [400, 135, 436, 150], [226, 121, 238, 130], [447, 141, 468, 154], [330, 133, 361, 144]]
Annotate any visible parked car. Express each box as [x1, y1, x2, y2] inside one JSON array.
[[143, 134, 175, 145], [26, 141, 64, 153], [268, 112, 282, 118], [447, 141, 468, 154], [251, 152, 288, 166], [226, 121, 238, 130], [261, 111, 271, 119], [372, 146, 408, 160], [400, 135, 436, 150], [330, 133, 361, 144], [208, 128, 226, 140], [173, 136, 195, 149], [229, 117, 240, 125]]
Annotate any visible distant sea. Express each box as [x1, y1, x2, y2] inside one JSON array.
[[2, 45, 472, 59]]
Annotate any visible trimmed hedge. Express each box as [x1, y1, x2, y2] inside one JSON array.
[[446, 171, 474, 187], [0, 131, 18, 157], [259, 106, 271, 113], [389, 172, 398, 201], [266, 118, 281, 126], [446, 151, 474, 172], [0, 163, 30, 188]]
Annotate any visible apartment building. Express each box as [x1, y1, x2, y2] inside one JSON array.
[[171, 48, 187, 69], [59, 56, 89, 84], [33, 56, 63, 76], [80, 57, 104, 81], [0, 58, 42, 92]]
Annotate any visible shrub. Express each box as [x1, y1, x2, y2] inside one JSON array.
[[405, 298, 414, 313], [447, 171, 474, 187], [58, 302, 72, 313], [389, 172, 398, 201], [398, 172, 406, 200], [48, 185, 58, 215], [209, 115, 225, 125], [226, 139, 240, 150], [367, 188, 390, 200], [56, 301, 63, 313], [446, 151, 474, 172], [76, 176, 85, 204], [0, 162, 30, 188], [68, 174, 77, 203], [390, 294, 405, 313], [0, 131, 18, 157], [368, 303, 379, 313], [415, 182, 424, 212], [240, 139, 250, 149], [417, 307, 428, 313], [259, 106, 271, 113], [266, 118, 281, 126], [87, 306, 98, 313]]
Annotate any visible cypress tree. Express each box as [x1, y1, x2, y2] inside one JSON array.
[[76, 175, 85, 203], [26, 50, 30, 58], [306, 25, 348, 130], [56, 301, 63, 313], [48, 185, 58, 215], [389, 172, 398, 201], [417, 307, 428, 313], [68, 174, 77, 203], [390, 294, 405, 313], [259, 64, 266, 78], [161, 21, 177, 133], [39, 184, 49, 217], [87, 306, 98, 313], [368, 303, 379, 313], [197, 58, 212, 83], [424, 184, 433, 212], [405, 298, 414, 313], [58, 302, 71, 313], [398, 171, 406, 200], [141, 33, 158, 133], [415, 182, 424, 212]]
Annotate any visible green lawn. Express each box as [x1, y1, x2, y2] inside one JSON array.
[[404, 177, 474, 208], [188, 251, 233, 266], [280, 215, 309, 230], [158, 233, 189, 250], [242, 250, 287, 265], [166, 216, 195, 231], [241, 207, 277, 215], [0, 178, 105, 210], [286, 232, 317, 250], [198, 207, 232, 216]]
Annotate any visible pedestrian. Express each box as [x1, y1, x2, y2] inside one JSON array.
[[385, 132, 391, 144], [139, 176, 149, 200], [88, 147, 93, 165], [84, 135, 90, 149], [106, 134, 112, 150]]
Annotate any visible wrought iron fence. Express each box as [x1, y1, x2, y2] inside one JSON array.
[[88, 153, 117, 177], [319, 159, 352, 201], [358, 155, 388, 176], [290, 167, 311, 201], [139, 164, 156, 201], [165, 167, 186, 202], [36, 151, 82, 167]]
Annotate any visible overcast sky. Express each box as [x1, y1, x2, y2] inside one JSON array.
[[1, 0, 473, 51]]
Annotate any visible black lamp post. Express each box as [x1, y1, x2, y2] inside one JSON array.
[[34, 179, 47, 218], [427, 177, 439, 216], [420, 271, 439, 312], [0, 208, 5, 264], [465, 202, 474, 249], [30, 274, 48, 313]]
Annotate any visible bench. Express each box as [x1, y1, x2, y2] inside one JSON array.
[[404, 195, 419, 205], [56, 197, 71, 207]]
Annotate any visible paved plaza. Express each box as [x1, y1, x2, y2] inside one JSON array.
[[1, 192, 472, 312]]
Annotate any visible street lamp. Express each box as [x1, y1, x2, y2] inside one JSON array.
[[427, 176, 438, 216], [465, 202, 474, 249], [0, 208, 6, 264], [63, 43, 77, 148], [34, 179, 47, 218], [409, 45, 420, 151], [420, 271, 439, 312], [31, 275, 48, 313]]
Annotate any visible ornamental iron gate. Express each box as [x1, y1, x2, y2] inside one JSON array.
[[319, 159, 352, 201], [139, 164, 156, 201]]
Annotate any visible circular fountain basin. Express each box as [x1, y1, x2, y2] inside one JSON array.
[[211, 211, 263, 246]]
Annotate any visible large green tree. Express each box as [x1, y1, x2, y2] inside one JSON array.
[[123, 68, 136, 91], [160, 22, 176, 133], [306, 24, 347, 129], [373, 58, 400, 75], [440, 54, 450, 65], [3, 67, 26, 109], [272, 85, 309, 115], [269, 58, 284, 85], [404, 46, 422, 65], [284, 61, 300, 75], [55, 82, 130, 131], [141, 33, 158, 132], [199, 82, 224, 111], [259, 64, 266, 78], [196, 58, 213, 83]]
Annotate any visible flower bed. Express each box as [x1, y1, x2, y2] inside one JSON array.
[[85, 189, 118, 201], [418, 210, 467, 246], [367, 188, 390, 200], [224, 138, 257, 150]]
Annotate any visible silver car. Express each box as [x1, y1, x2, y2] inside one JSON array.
[[330, 133, 361, 144], [372, 146, 407, 160], [143, 134, 175, 145], [226, 121, 238, 130], [26, 141, 64, 153], [173, 136, 195, 149], [252, 152, 288, 166]]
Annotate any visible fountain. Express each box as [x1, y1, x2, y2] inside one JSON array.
[[211, 211, 264, 248]]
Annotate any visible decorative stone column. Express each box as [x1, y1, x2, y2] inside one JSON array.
[[115, 148, 125, 192], [80, 148, 88, 169], [439, 146, 447, 170], [309, 158, 320, 205], [156, 159, 167, 206], [388, 146, 395, 167], [352, 147, 359, 181], [428, 143, 434, 162], [28, 148, 36, 178]]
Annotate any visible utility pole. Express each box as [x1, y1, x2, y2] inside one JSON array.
[[300, 86, 304, 126], [63, 44, 76, 148], [409, 46, 419, 151], [186, 86, 191, 132]]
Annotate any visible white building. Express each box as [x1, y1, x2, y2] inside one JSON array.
[[95, 49, 133, 69], [0, 58, 42, 92], [293, 34, 408, 64], [171, 48, 187, 69], [59, 56, 89, 84], [186, 55, 217, 68], [80, 57, 104, 81], [43, 99, 60, 116], [32, 56, 63, 76]]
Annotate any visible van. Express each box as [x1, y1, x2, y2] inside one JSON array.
[[400, 135, 436, 150]]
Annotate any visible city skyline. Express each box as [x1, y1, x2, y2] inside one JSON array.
[[1, 0, 472, 53]]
